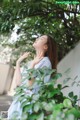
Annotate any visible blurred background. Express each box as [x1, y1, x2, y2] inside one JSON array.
[[0, 0, 80, 113]]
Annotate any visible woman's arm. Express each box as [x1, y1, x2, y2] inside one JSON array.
[[13, 51, 44, 88], [13, 62, 22, 87], [13, 62, 34, 88], [13, 60, 35, 88], [13, 52, 30, 88]]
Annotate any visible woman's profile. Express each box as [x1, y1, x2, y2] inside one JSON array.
[[8, 35, 58, 119]]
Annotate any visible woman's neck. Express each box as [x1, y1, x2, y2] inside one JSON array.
[[36, 50, 45, 57]]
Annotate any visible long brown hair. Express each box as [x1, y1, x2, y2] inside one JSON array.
[[44, 35, 58, 70]]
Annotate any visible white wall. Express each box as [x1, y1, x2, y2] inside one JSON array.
[[0, 63, 14, 94], [57, 42, 80, 106]]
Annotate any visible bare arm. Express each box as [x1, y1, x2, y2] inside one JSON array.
[[13, 61, 34, 88], [13, 62, 22, 88], [13, 52, 30, 88], [13, 51, 44, 88]]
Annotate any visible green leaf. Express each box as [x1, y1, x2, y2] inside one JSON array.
[[21, 113, 28, 120], [47, 114, 54, 120], [28, 114, 39, 120], [52, 110, 61, 119], [23, 104, 33, 112], [21, 101, 30, 108], [67, 108, 80, 118], [42, 102, 53, 112], [48, 89, 60, 98], [32, 94, 40, 101], [73, 95, 77, 101], [63, 99, 72, 108], [53, 103, 63, 110], [53, 73, 62, 80], [37, 112, 44, 120], [42, 102, 48, 110], [33, 102, 40, 113], [57, 84, 62, 89], [68, 92, 74, 98]]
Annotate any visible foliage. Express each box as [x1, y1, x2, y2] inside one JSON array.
[[0, 0, 80, 63], [6, 67, 80, 120]]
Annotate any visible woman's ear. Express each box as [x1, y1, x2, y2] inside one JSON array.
[[44, 45, 48, 51]]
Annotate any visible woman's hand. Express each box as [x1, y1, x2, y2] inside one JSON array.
[[31, 51, 44, 68], [16, 52, 30, 64]]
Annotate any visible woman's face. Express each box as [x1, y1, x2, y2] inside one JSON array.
[[33, 35, 48, 51]]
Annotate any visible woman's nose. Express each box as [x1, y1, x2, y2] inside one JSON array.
[[35, 39, 38, 43], [34, 41, 37, 43]]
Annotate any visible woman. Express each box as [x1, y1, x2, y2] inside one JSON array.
[[8, 35, 58, 119]]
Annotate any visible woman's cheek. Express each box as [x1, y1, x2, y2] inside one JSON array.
[[33, 42, 42, 49]]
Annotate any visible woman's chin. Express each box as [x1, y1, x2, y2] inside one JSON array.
[[33, 44, 36, 49], [32, 44, 35, 47], [33, 43, 37, 47]]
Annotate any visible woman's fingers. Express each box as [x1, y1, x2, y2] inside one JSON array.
[[17, 52, 31, 64], [19, 52, 30, 60], [22, 52, 30, 57], [24, 52, 30, 55]]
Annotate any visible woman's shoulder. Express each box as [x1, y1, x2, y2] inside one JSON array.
[[42, 56, 50, 62], [35, 56, 52, 69], [42, 57, 52, 66]]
